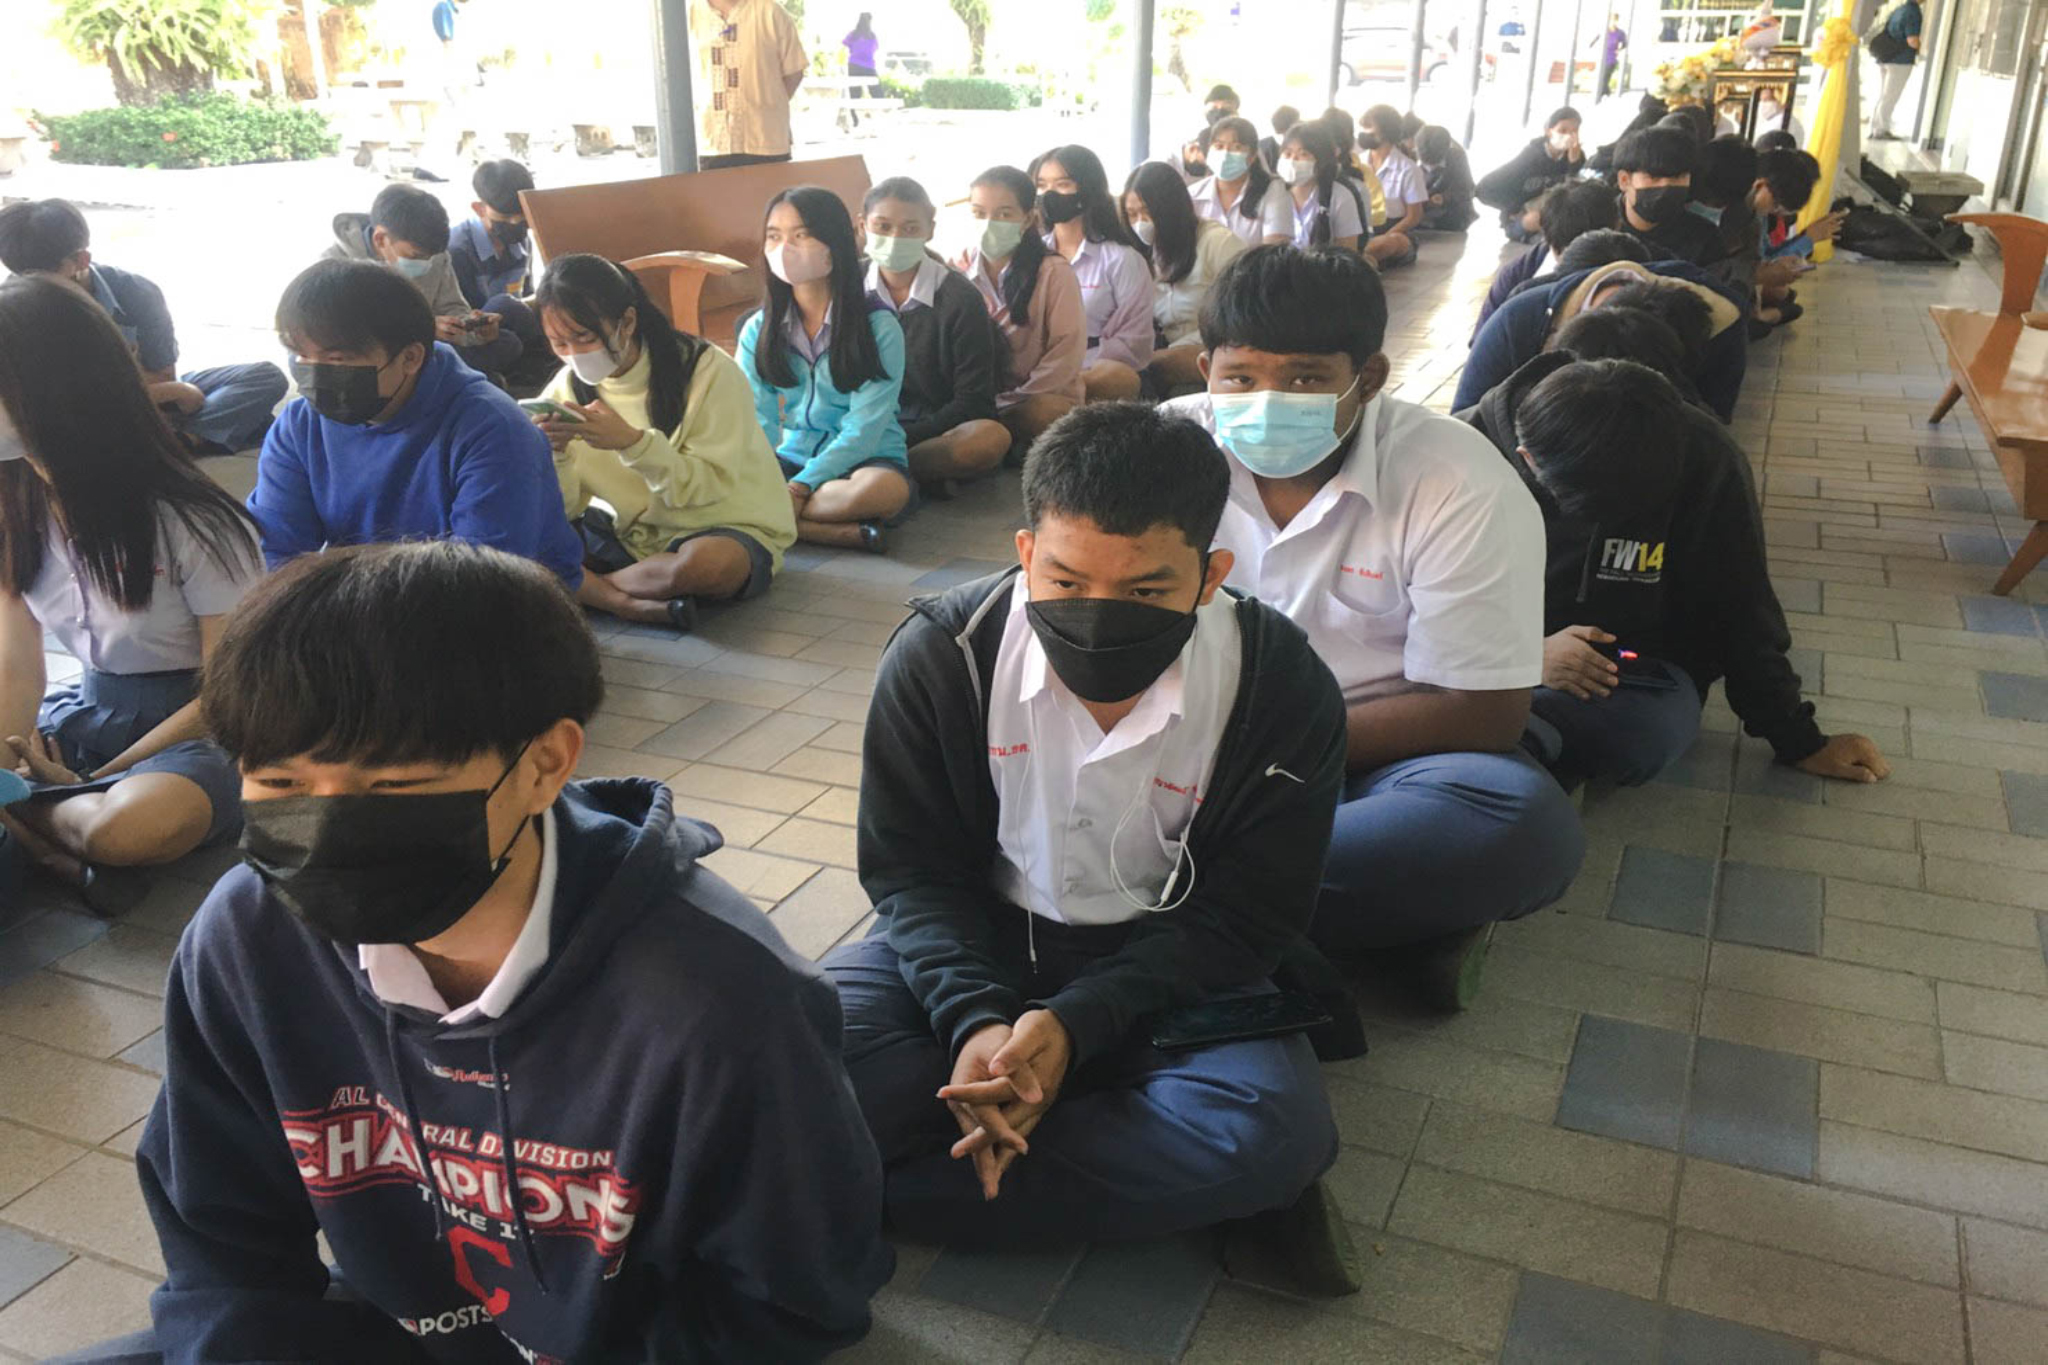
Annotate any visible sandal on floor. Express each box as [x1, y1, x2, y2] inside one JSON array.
[[666, 597, 700, 634], [857, 522, 888, 555]]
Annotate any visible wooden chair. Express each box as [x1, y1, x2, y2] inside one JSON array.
[[622, 251, 745, 335]]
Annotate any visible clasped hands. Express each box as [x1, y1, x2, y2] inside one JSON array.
[[938, 1008, 1072, 1201]]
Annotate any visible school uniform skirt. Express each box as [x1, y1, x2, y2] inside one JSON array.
[[34, 668, 242, 843]]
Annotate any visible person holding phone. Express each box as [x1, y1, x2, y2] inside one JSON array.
[[1461, 354, 1890, 788], [826, 403, 1354, 1290], [531, 253, 795, 631], [323, 184, 522, 377]]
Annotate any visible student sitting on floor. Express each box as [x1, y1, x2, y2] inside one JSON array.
[[1688, 135, 1763, 298], [1123, 161, 1247, 395], [1165, 246, 1584, 1006], [828, 402, 1353, 1287], [0, 198, 287, 453], [1457, 257, 1748, 421], [1611, 125, 1726, 269], [0, 275, 261, 912], [1460, 356, 1891, 788], [113, 540, 891, 1364], [325, 183, 523, 378], [956, 166, 1087, 452], [1360, 105, 1426, 268], [1753, 150, 1840, 328], [1186, 116, 1293, 249], [448, 159, 548, 382], [1475, 106, 1584, 242], [533, 253, 795, 632], [1473, 179, 1620, 338], [1414, 125, 1478, 231], [1259, 104, 1300, 175], [254, 260, 584, 589], [860, 176, 1009, 490], [738, 186, 910, 553], [1277, 121, 1368, 253], [1032, 145, 1156, 403]]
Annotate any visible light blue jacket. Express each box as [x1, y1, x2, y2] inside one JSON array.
[[737, 305, 907, 489]]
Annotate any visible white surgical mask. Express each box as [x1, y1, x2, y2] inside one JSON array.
[[392, 256, 436, 280], [766, 240, 833, 286], [1130, 219, 1157, 246], [1281, 157, 1318, 187], [567, 346, 617, 385]]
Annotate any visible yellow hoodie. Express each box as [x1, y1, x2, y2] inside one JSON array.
[[543, 342, 797, 570]]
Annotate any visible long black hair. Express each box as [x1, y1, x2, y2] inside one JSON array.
[[1029, 144, 1141, 251], [0, 275, 257, 611], [1208, 115, 1277, 227], [969, 165, 1050, 328], [753, 185, 889, 393], [1282, 121, 1343, 247], [536, 253, 703, 436], [1122, 161, 1201, 285]]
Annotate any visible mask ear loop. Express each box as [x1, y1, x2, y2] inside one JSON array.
[[1109, 769, 1197, 915]]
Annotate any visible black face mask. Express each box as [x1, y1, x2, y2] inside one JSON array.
[[1358, 133, 1382, 151], [1038, 190, 1084, 226], [291, 358, 393, 426], [1183, 157, 1211, 180], [1631, 184, 1690, 226], [240, 748, 532, 947], [491, 218, 529, 247], [1025, 594, 1200, 704]]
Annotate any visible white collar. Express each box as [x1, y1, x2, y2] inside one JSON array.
[[359, 808, 559, 1025], [864, 254, 945, 312]]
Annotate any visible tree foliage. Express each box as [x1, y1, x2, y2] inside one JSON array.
[[948, 0, 992, 76], [54, 0, 277, 107]]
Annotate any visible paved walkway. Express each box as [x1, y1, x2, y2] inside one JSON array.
[[1, 228, 2045, 1362]]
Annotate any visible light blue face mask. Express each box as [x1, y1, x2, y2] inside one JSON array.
[[392, 255, 437, 280], [1210, 374, 1364, 479], [1215, 149, 1251, 181]]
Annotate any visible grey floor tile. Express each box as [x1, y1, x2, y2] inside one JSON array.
[[1662, 1308, 1815, 1364], [0, 1224, 72, 1312], [1685, 1038, 1818, 1179], [634, 701, 776, 761], [2005, 771, 2048, 838], [115, 1030, 168, 1076], [910, 557, 1013, 591], [1981, 671, 2048, 724], [1918, 445, 1975, 469], [1499, 1271, 1662, 1365], [1930, 485, 1991, 512], [1610, 847, 1716, 936], [1963, 596, 2043, 637], [1783, 647, 1823, 689], [1773, 578, 1822, 614], [1945, 532, 2019, 566], [916, 1244, 1082, 1325], [1042, 1235, 1217, 1360], [1714, 862, 1823, 955], [1555, 1016, 1691, 1150], [0, 911, 111, 991], [1733, 747, 1823, 805], [1654, 732, 1736, 792]]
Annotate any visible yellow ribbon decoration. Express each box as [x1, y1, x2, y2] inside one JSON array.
[[1796, 8, 1855, 262]]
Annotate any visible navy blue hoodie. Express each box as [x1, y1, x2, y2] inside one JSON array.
[[137, 779, 892, 1363]]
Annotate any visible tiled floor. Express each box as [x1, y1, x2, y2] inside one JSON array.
[[3, 229, 2047, 1363]]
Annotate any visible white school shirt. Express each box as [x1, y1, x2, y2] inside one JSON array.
[[1188, 174, 1293, 248], [1164, 392, 1544, 705], [1289, 181, 1365, 247], [986, 576, 1242, 927], [863, 254, 946, 314], [360, 810, 558, 1025], [24, 511, 258, 675], [1372, 146, 1429, 211]]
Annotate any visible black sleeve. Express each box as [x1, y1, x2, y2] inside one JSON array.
[[903, 290, 999, 447], [1476, 143, 1545, 210], [857, 614, 1026, 1057]]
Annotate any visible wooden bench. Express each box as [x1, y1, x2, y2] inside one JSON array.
[[519, 155, 870, 347], [1927, 213, 2048, 595]]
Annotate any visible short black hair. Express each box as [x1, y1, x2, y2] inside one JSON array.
[[1756, 148, 1819, 213], [1200, 244, 1387, 367], [0, 199, 90, 275], [1596, 280, 1713, 376], [1023, 402, 1230, 553], [369, 183, 451, 254], [1415, 125, 1453, 164], [276, 258, 437, 357], [1754, 129, 1798, 154], [203, 541, 604, 769], [471, 159, 535, 215], [1614, 126, 1698, 179], [1545, 105, 1582, 129], [1538, 180, 1620, 254], [1553, 308, 1689, 389], [1555, 228, 1650, 275], [1204, 84, 1240, 106], [1513, 360, 1690, 525], [1695, 135, 1758, 207], [1657, 105, 1714, 148], [1272, 104, 1300, 135]]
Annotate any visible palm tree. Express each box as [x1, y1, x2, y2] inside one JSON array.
[[949, 0, 992, 76]]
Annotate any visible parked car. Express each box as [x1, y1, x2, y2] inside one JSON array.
[[881, 50, 933, 78], [1341, 26, 1493, 85]]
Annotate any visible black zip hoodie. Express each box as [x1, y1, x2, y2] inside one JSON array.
[[857, 569, 1348, 1066], [1458, 354, 1825, 763]]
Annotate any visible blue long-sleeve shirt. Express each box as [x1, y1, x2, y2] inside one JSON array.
[[737, 306, 906, 489], [251, 343, 583, 587]]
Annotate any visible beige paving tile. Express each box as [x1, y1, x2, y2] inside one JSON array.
[[574, 742, 685, 782], [1708, 942, 1937, 1024], [0, 1257, 155, 1359], [770, 746, 864, 787], [1937, 982, 2048, 1048], [792, 637, 885, 670], [660, 669, 810, 708], [1411, 1102, 1677, 1216], [1823, 882, 2042, 948], [1699, 987, 1943, 1078], [1490, 911, 1705, 980], [701, 711, 835, 771], [1923, 857, 2048, 912], [0, 972, 164, 1059], [1185, 1284, 1489, 1365], [1327, 1032, 1563, 1123], [0, 1151, 163, 1275], [52, 927, 178, 999], [1324, 1077, 1430, 1157], [1968, 1297, 2048, 1365], [1387, 1165, 1669, 1298], [1574, 783, 1729, 857], [1963, 1219, 2048, 1308], [1325, 1146, 1406, 1228], [1919, 823, 2048, 875], [696, 846, 819, 901], [1899, 641, 2048, 679], [1911, 710, 2048, 753], [1728, 794, 1918, 850], [580, 710, 671, 751], [798, 786, 861, 826], [1820, 1064, 2048, 1164], [1356, 991, 1578, 1065], [667, 796, 787, 849], [0, 1040, 160, 1145], [1943, 1031, 2048, 1102], [1664, 1229, 1964, 1364], [1723, 827, 1922, 889], [666, 763, 827, 813], [1821, 1120, 2048, 1229], [810, 720, 866, 755], [781, 687, 873, 724], [1835, 755, 2005, 803], [1823, 920, 2048, 995], [763, 868, 870, 961], [590, 684, 711, 724], [1487, 945, 1702, 1031], [753, 816, 858, 870], [0, 1122, 86, 1207], [1676, 1157, 1957, 1286], [101, 1118, 146, 1159]]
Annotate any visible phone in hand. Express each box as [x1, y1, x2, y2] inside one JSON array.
[[1593, 643, 1681, 691], [1148, 992, 1333, 1052], [519, 399, 584, 424]]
